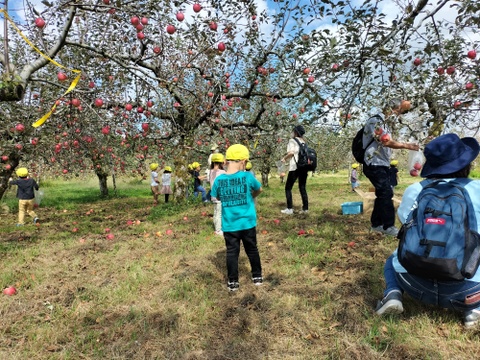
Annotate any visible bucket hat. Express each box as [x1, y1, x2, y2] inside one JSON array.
[[421, 134, 479, 177]]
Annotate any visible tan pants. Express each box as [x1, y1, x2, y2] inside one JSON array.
[[18, 199, 37, 225]]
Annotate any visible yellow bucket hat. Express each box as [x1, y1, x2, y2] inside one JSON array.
[[164, 166, 172, 172], [226, 144, 249, 161], [351, 163, 359, 169], [16, 167, 28, 177], [150, 163, 159, 171], [211, 153, 224, 163]]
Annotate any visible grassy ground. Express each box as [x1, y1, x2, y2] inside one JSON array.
[[1, 172, 480, 360]]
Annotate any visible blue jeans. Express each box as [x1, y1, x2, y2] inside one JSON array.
[[194, 186, 207, 202], [363, 165, 394, 229], [384, 255, 480, 312], [223, 227, 262, 282]]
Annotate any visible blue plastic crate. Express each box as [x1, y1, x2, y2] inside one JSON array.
[[341, 201, 363, 215]]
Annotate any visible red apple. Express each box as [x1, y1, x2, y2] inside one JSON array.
[[72, 227, 79, 233], [173, 102, 180, 108], [141, 123, 149, 131], [141, 17, 148, 25], [166, 25, 176, 34], [303, 68, 311, 75], [453, 100, 462, 109], [31, 138, 39, 145], [166, 229, 173, 235], [94, 98, 103, 107], [5, 164, 11, 170], [136, 24, 144, 32], [446, 66, 455, 75], [3, 286, 17, 296], [307, 76, 315, 83], [176, 12, 185, 21], [147, 100, 153, 107], [1, 155, 8, 161], [467, 50, 477, 59], [88, 81, 95, 88], [413, 58, 421, 66], [348, 241, 355, 248], [125, 103, 133, 111], [15, 123, 25, 132], [183, 216, 188, 221], [436, 67, 444, 75], [104, 228, 111, 233], [57, 72, 68, 81], [332, 63, 339, 71], [137, 106, 144, 113], [273, 219, 280, 225], [130, 16, 140, 26], [380, 133, 390, 143], [72, 98, 80, 107], [413, 162, 422, 170], [106, 233, 115, 240], [62, 169, 68, 174], [218, 42, 226, 52], [298, 229, 306, 235], [35, 18, 45, 28], [103, 0, 110, 4], [374, 127, 383, 136], [209, 22, 218, 31], [15, 144, 23, 150], [137, 32, 145, 40], [466, 82, 474, 90], [101, 126, 110, 135], [410, 169, 419, 177], [153, 46, 161, 54], [193, 3, 202, 12]]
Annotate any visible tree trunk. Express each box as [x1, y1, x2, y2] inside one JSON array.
[[96, 171, 109, 197], [0, 83, 25, 101], [0, 153, 20, 201], [261, 168, 269, 187]]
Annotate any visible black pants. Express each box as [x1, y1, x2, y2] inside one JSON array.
[[363, 164, 395, 229], [223, 227, 262, 282], [285, 169, 309, 210]]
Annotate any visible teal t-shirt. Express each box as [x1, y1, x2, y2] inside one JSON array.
[[210, 171, 261, 232]]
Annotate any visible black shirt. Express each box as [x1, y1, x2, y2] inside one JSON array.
[[10, 178, 39, 200]]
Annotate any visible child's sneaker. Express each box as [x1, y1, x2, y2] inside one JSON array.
[[33, 217, 39, 224], [16, 223, 24, 227], [252, 277, 263, 286], [281, 208, 294, 215], [227, 281, 239, 292], [464, 308, 480, 328], [375, 290, 403, 315]]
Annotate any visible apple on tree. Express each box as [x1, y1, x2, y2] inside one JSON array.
[[166, 25, 176, 34], [35, 18, 45, 28], [176, 12, 185, 21], [193, 3, 202, 12], [467, 50, 477, 59], [413, 58, 422, 66]]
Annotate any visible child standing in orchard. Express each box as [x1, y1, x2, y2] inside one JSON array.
[[9, 167, 39, 226], [160, 166, 173, 203], [150, 163, 160, 205], [389, 160, 399, 192], [210, 144, 263, 292], [209, 154, 226, 235], [192, 162, 208, 202], [351, 163, 360, 191]]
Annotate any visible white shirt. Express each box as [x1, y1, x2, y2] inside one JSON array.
[[287, 137, 303, 172]]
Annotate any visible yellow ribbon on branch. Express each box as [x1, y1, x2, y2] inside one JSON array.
[[0, 9, 81, 128]]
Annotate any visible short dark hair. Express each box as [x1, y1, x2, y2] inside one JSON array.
[[428, 163, 472, 179]]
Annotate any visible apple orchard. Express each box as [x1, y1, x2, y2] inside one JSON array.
[[0, 0, 479, 199]]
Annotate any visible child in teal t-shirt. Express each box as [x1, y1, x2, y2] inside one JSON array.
[[210, 144, 263, 292]]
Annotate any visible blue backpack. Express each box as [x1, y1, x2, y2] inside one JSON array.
[[397, 179, 480, 281]]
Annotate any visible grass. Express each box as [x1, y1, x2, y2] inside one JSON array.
[[1, 172, 480, 359]]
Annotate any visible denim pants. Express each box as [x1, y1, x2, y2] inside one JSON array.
[[363, 165, 394, 229], [384, 255, 480, 312], [285, 169, 309, 210], [223, 227, 262, 282], [194, 185, 207, 202]]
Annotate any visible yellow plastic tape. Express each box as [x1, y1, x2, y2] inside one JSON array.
[[0, 10, 81, 127]]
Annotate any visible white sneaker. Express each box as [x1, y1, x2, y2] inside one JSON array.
[[281, 208, 294, 215], [298, 210, 308, 214]]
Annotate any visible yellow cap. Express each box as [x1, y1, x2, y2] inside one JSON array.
[[188, 163, 193, 170], [150, 163, 159, 171], [390, 160, 398, 166], [211, 153, 224, 163], [164, 166, 172, 172], [16, 167, 28, 177], [192, 162, 201, 168], [226, 144, 249, 161], [351, 163, 359, 169], [246, 161, 252, 170]]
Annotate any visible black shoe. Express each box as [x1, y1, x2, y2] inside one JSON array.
[[375, 290, 403, 315], [252, 277, 263, 286]]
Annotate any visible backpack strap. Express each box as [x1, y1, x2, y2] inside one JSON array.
[[292, 137, 304, 165], [363, 114, 383, 151]]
